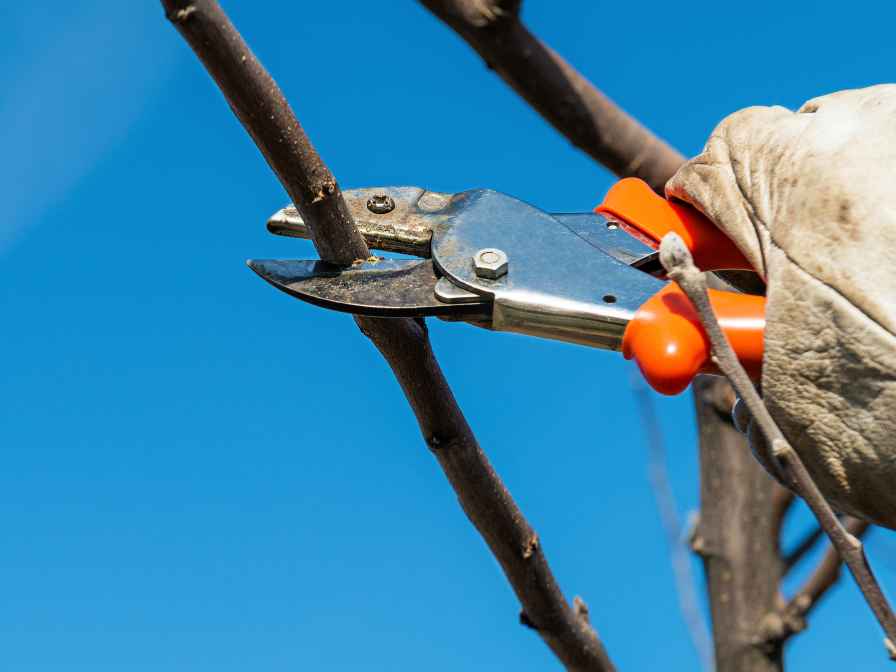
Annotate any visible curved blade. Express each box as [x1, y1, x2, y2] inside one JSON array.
[[247, 258, 491, 319]]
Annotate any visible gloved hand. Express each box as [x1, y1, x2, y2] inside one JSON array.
[[666, 85, 896, 529]]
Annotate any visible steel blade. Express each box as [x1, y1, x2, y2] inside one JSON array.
[[247, 258, 491, 319]]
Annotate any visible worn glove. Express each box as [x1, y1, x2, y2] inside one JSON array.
[[666, 85, 896, 529]]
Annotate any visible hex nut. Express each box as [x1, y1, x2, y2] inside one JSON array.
[[366, 194, 395, 214], [473, 248, 508, 279]]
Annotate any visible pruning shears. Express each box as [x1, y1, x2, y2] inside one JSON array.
[[248, 179, 765, 394]]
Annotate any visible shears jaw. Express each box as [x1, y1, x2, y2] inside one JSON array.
[[267, 186, 456, 257], [246, 257, 491, 320]]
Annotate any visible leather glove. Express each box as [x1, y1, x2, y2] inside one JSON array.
[[666, 85, 896, 529]]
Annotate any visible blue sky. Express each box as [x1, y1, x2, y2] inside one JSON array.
[[3, 2, 895, 670]]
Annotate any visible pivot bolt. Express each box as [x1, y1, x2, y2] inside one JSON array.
[[473, 248, 508, 279], [366, 193, 395, 214]]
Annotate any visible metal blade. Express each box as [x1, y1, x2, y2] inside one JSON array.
[[247, 257, 491, 319]]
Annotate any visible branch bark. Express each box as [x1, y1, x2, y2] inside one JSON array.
[[163, 2, 366, 266], [357, 318, 614, 671], [161, 2, 614, 669], [418, 0, 684, 192]]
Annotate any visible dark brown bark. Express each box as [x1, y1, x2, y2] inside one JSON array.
[[691, 376, 784, 672], [418, 0, 684, 193], [161, 2, 614, 669]]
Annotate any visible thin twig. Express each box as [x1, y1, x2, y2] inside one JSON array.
[[659, 231, 896, 660], [418, 0, 684, 192], [162, 2, 615, 669], [761, 518, 871, 643], [634, 379, 714, 672]]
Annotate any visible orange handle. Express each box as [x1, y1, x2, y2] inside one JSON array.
[[622, 284, 765, 395], [596, 178, 752, 271]]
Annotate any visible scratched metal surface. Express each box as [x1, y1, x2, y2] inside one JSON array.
[[246, 257, 490, 319]]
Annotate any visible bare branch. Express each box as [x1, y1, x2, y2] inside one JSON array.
[[660, 232, 896, 660], [162, 1, 365, 265], [760, 517, 871, 644], [357, 318, 614, 671], [418, 0, 684, 192], [634, 379, 714, 672], [162, 1, 615, 668]]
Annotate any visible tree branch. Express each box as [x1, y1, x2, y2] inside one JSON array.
[[162, 1, 366, 265], [161, 2, 615, 669], [760, 518, 871, 644], [418, 0, 684, 192], [660, 231, 896, 661], [357, 318, 613, 671]]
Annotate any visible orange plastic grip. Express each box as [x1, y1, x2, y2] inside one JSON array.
[[622, 284, 765, 395], [596, 178, 752, 271]]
